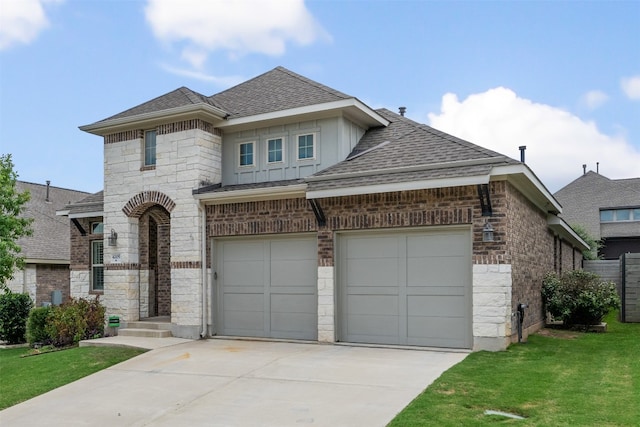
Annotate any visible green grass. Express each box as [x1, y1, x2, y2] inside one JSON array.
[[389, 312, 640, 426], [0, 346, 145, 410]]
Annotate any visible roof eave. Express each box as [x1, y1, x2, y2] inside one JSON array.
[[306, 174, 490, 199], [217, 98, 389, 132], [490, 164, 562, 214], [194, 183, 308, 204], [547, 215, 590, 251], [79, 103, 228, 136]]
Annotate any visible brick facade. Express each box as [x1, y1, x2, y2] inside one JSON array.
[[35, 264, 70, 305]]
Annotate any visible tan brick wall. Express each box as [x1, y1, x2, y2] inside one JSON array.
[[35, 264, 70, 305], [206, 184, 508, 265]]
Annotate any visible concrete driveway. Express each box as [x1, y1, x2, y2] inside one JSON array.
[[0, 339, 467, 426]]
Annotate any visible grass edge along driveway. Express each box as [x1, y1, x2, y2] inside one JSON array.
[[0, 346, 145, 410], [389, 311, 640, 426]]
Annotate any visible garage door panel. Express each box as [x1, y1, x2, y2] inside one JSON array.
[[223, 293, 264, 311], [223, 310, 265, 336], [223, 261, 264, 286], [347, 314, 399, 338], [271, 239, 316, 259], [271, 259, 317, 288], [408, 316, 467, 346], [271, 294, 316, 313], [223, 241, 264, 260], [407, 295, 466, 317], [271, 312, 317, 338], [348, 295, 398, 315], [347, 236, 399, 258], [347, 258, 399, 286], [407, 233, 467, 256], [407, 286, 466, 297], [407, 257, 467, 287]]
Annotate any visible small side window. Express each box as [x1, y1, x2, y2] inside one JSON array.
[[144, 130, 157, 166], [91, 222, 104, 234], [600, 210, 613, 222], [91, 240, 104, 292]]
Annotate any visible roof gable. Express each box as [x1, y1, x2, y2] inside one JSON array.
[[209, 66, 352, 119]]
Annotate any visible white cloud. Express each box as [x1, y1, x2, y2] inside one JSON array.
[[580, 90, 608, 110], [428, 87, 640, 192], [160, 63, 244, 86], [621, 75, 640, 100], [0, 0, 62, 50], [145, 0, 330, 68]]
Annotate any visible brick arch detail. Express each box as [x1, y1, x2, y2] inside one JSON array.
[[122, 191, 176, 219]]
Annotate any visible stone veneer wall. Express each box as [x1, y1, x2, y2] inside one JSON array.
[[207, 183, 518, 349], [6, 265, 37, 304], [102, 120, 221, 338]]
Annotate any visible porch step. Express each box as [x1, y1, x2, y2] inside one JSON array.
[[126, 321, 172, 331], [118, 328, 172, 338]]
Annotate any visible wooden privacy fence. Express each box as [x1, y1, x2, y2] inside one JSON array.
[[584, 253, 640, 323]]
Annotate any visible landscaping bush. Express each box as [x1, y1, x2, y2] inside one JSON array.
[[46, 297, 106, 347], [0, 291, 33, 344], [542, 270, 620, 326], [26, 306, 52, 345]]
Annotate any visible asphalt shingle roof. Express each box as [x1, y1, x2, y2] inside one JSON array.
[[91, 67, 354, 125], [209, 66, 352, 119], [15, 182, 90, 261], [63, 191, 104, 216]]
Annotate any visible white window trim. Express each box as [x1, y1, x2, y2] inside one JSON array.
[[266, 136, 286, 164], [296, 133, 316, 161], [237, 141, 256, 168], [91, 240, 104, 293]]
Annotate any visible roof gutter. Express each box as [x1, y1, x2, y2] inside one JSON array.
[[490, 164, 562, 214], [79, 103, 228, 135], [305, 157, 508, 183], [547, 215, 590, 252], [193, 183, 308, 204]]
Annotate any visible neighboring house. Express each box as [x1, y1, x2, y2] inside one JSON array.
[[6, 181, 89, 305], [554, 171, 640, 259], [62, 66, 587, 351]]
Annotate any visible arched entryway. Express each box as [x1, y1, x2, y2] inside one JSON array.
[[122, 191, 175, 319]]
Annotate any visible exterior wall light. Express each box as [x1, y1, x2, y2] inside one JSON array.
[[108, 229, 118, 246], [482, 222, 494, 242]]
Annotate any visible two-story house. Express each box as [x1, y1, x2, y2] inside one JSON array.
[[62, 67, 587, 351]]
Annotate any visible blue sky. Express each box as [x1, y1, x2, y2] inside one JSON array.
[[1, 0, 639, 195]]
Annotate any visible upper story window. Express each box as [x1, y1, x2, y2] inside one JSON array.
[[600, 208, 640, 222], [239, 142, 255, 167], [144, 130, 157, 166], [267, 138, 284, 163], [91, 222, 104, 234], [297, 134, 315, 160]]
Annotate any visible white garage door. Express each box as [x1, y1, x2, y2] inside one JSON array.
[[338, 228, 471, 348], [215, 236, 317, 340]]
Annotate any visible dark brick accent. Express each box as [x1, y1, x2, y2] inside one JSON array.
[[104, 130, 143, 145], [35, 264, 70, 305], [122, 191, 176, 218], [104, 263, 140, 270], [157, 119, 220, 136], [171, 261, 202, 269]]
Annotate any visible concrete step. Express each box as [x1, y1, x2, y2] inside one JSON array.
[[126, 321, 172, 331], [118, 328, 172, 338]]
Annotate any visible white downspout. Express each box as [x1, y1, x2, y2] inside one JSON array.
[[199, 202, 208, 338]]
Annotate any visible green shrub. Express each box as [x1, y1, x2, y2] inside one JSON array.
[[542, 270, 620, 326], [0, 291, 33, 344], [46, 297, 106, 347], [27, 306, 52, 345]]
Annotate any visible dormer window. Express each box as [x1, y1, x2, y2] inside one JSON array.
[[267, 138, 284, 163], [239, 142, 255, 167], [297, 134, 315, 160], [144, 130, 157, 166]]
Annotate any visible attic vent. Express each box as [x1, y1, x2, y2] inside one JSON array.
[[399, 106, 406, 116], [346, 141, 391, 161]]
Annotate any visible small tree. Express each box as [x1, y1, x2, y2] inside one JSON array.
[[0, 154, 33, 288], [571, 224, 602, 260]]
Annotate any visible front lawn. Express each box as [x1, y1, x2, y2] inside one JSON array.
[[389, 312, 640, 426], [0, 346, 145, 410]]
